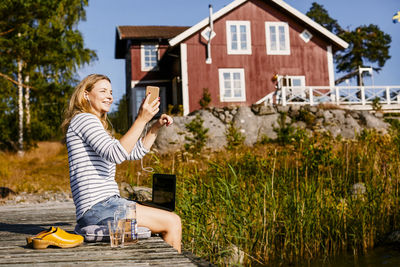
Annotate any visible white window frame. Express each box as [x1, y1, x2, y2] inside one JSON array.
[[218, 68, 246, 102], [265, 22, 290, 55], [226, 21, 252, 55], [300, 29, 313, 43], [141, 43, 159, 71]]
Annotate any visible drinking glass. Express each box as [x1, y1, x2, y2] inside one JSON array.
[[108, 219, 125, 248]]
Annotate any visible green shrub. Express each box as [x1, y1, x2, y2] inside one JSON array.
[[273, 112, 295, 145], [225, 122, 245, 150], [199, 88, 211, 109], [184, 114, 209, 155]]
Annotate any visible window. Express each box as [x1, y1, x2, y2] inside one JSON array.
[[226, 21, 252, 55], [265, 22, 290, 55], [141, 43, 159, 71], [280, 76, 305, 87], [280, 76, 306, 98], [218, 68, 246, 102], [300, 29, 313, 43]]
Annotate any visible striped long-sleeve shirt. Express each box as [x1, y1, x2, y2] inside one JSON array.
[[66, 113, 148, 220]]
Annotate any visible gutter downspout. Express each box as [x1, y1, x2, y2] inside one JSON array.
[[206, 5, 213, 64]]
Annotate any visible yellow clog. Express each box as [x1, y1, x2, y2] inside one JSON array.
[[26, 226, 56, 247], [32, 227, 84, 249]]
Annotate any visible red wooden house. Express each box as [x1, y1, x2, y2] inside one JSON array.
[[115, 0, 348, 121]]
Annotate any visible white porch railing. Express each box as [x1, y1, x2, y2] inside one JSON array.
[[279, 86, 400, 110]]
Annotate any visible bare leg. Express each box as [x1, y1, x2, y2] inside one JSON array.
[[136, 204, 182, 253]]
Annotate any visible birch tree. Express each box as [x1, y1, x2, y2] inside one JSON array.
[[0, 0, 97, 151]]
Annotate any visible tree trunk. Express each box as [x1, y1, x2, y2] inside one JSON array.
[[17, 59, 24, 155], [24, 75, 30, 130]]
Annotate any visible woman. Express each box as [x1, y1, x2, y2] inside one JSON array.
[[62, 74, 181, 252]]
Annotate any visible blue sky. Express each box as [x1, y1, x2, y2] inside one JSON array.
[[77, 0, 400, 110]]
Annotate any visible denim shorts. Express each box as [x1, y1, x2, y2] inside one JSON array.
[[77, 195, 135, 228]]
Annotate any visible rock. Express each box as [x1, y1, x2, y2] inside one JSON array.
[[359, 111, 389, 133], [234, 106, 260, 145], [330, 109, 346, 124], [258, 113, 280, 140], [352, 182, 366, 200], [132, 186, 152, 202], [196, 109, 227, 150], [309, 106, 318, 113], [322, 110, 333, 121], [258, 105, 276, 115], [154, 116, 188, 154], [0, 187, 16, 198], [119, 182, 134, 199], [292, 121, 307, 129], [387, 231, 400, 244], [276, 105, 290, 113], [153, 105, 393, 154], [223, 244, 245, 265]]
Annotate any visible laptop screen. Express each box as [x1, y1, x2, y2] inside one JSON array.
[[152, 173, 176, 211]]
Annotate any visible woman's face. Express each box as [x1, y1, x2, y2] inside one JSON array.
[[86, 79, 113, 116]]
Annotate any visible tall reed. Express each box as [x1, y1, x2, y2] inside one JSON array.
[[153, 129, 400, 265]]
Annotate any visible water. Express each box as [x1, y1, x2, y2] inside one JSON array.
[[307, 247, 400, 267], [256, 246, 400, 267]]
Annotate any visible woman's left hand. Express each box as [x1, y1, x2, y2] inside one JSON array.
[[158, 114, 173, 127]]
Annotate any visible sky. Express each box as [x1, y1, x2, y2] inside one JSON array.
[[77, 0, 400, 110]]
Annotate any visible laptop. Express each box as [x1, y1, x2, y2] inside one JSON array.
[[138, 173, 176, 212]]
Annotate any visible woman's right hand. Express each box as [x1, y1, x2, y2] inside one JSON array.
[[137, 93, 160, 123]]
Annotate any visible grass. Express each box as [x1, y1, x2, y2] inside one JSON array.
[[2, 127, 400, 266]]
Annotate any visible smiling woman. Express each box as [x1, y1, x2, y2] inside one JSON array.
[[60, 74, 181, 252]]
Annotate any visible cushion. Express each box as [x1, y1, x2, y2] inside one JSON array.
[[74, 224, 151, 242]]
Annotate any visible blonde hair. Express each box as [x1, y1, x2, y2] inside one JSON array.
[[62, 74, 111, 135]]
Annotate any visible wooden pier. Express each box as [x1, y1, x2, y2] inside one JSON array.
[[0, 201, 207, 266]]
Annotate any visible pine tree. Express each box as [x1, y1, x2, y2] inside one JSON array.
[[306, 2, 391, 86]]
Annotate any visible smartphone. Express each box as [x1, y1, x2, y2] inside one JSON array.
[[146, 86, 159, 103]]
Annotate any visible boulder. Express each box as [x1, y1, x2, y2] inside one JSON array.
[[359, 111, 389, 133], [233, 106, 259, 145], [154, 116, 188, 154], [195, 109, 227, 150]]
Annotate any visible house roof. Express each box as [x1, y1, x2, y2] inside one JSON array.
[[115, 26, 189, 58], [169, 0, 348, 50], [117, 26, 190, 40]]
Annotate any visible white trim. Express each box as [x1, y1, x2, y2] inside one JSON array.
[[226, 20, 252, 55], [169, 0, 247, 47], [169, 0, 348, 49], [327, 45, 335, 87], [140, 43, 159, 71], [218, 68, 246, 102], [131, 79, 170, 88], [265, 22, 290, 55], [180, 43, 190, 115], [300, 29, 313, 43]]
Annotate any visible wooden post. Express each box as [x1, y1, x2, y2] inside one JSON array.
[[282, 87, 286, 106], [386, 86, 391, 105], [361, 87, 366, 105]]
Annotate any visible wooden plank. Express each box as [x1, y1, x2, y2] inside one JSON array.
[[0, 201, 202, 266]]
